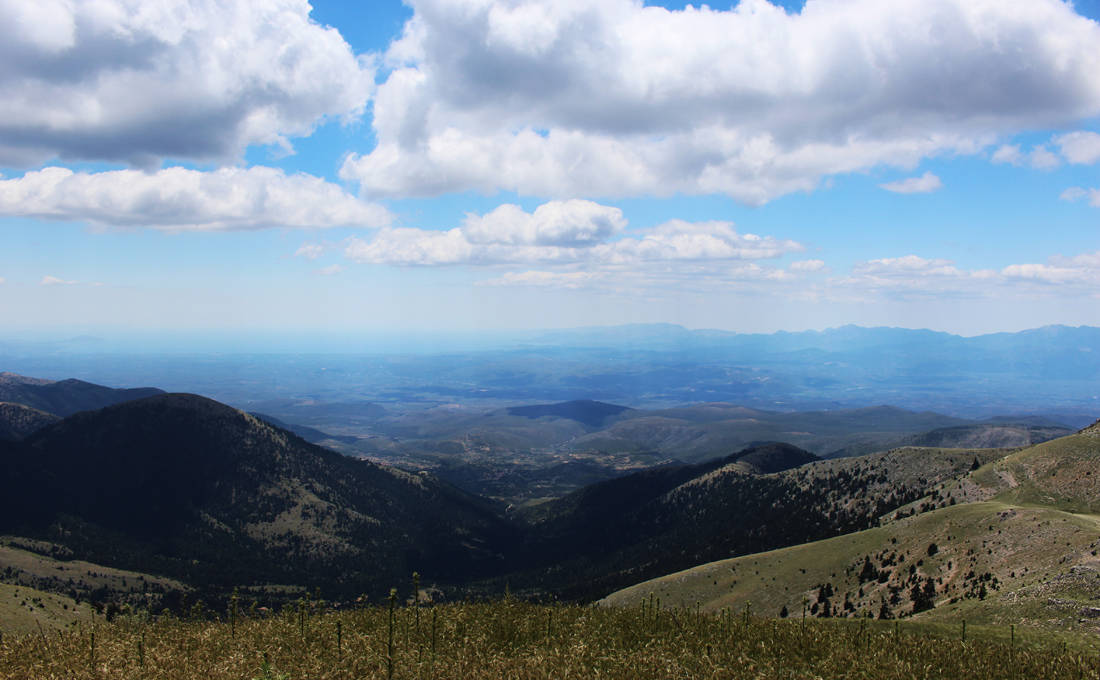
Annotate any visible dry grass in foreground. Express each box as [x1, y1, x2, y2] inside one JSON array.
[[1, 599, 1096, 680]]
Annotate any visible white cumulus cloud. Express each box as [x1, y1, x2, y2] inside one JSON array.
[[341, 0, 1100, 203], [0, 0, 374, 167], [0, 166, 391, 231], [295, 243, 326, 260], [853, 255, 970, 278], [1054, 131, 1100, 165], [993, 130, 1100, 170], [992, 143, 1062, 169], [1060, 186, 1100, 207], [1000, 263, 1089, 284], [607, 220, 803, 263], [1028, 146, 1061, 171], [879, 172, 943, 194], [991, 145, 1024, 165], [41, 275, 78, 286], [836, 255, 997, 296], [1000, 251, 1100, 285], [463, 200, 625, 247], [343, 201, 803, 267], [836, 251, 1100, 298]]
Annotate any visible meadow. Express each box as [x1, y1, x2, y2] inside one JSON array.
[[1, 597, 1096, 680]]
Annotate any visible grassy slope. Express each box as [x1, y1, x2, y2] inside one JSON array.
[[601, 431, 1100, 642], [601, 502, 1100, 639], [0, 539, 176, 635], [0, 541, 184, 593], [0, 538, 186, 633], [966, 430, 1100, 513], [0, 583, 91, 635]]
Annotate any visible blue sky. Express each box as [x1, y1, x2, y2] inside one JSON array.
[[1, 0, 1099, 340]]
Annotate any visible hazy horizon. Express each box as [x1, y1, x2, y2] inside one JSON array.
[[2, 320, 1099, 355]]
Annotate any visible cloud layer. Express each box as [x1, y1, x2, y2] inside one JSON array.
[[341, 0, 1100, 203], [343, 200, 803, 266], [0, 166, 391, 231], [464, 248, 1100, 302], [0, 0, 374, 167], [836, 252, 1100, 298]]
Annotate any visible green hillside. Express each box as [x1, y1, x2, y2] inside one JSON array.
[[511, 444, 1006, 600], [600, 427, 1100, 641], [968, 427, 1100, 513], [0, 583, 91, 635]]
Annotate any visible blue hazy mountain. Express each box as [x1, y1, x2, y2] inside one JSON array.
[[1, 324, 1096, 424]]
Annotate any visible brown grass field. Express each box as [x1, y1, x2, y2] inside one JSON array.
[[2, 599, 1097, 680]]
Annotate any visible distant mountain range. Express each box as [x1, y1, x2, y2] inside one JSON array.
[[3, 324, 1098, 423], [526, 323, 1100, 358]]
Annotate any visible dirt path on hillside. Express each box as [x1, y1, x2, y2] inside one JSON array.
[[995, 467, 1019, 489]]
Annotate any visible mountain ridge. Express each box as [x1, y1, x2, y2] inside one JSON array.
[[0, 372, 164, 417], [0, 393, 518, 598]]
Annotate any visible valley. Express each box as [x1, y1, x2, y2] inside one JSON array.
[[251, 399, 1069, 506], [0, 364, 1097, 656]]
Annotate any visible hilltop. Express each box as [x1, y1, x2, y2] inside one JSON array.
[[0, 402, 59, 440], [0, 393, 518, 601], [0, 372, 163, 417], [506, 399, 632, 427]]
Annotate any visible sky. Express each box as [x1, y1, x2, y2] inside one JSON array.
[[1, 0, 1099, 340]]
